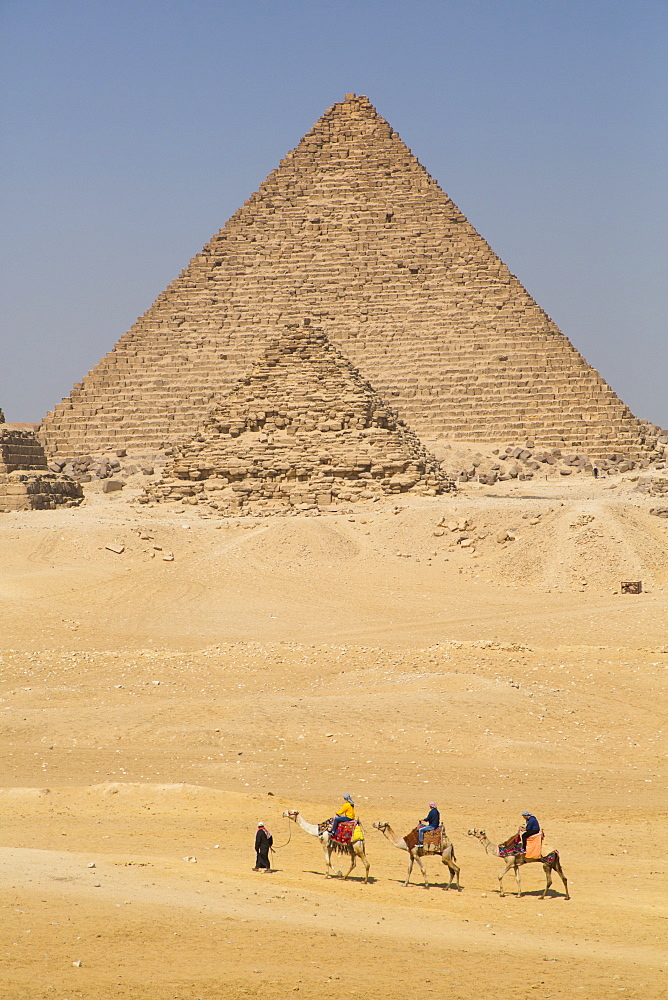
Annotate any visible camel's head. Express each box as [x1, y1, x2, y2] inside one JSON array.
[[283, 810, 299, 822], [373, 821, 389, 832], [468, 828, 485, 838]]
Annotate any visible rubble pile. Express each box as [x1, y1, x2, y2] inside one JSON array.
[[444, 433, 668, 485]]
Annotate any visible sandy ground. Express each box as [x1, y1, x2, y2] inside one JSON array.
[[0, 474, 666, 999]]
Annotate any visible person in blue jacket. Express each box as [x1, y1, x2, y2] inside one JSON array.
[[520, 810, 540, 852], [418, 802, 440, 844]]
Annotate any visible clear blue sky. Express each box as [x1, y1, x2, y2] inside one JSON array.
[[1, 0, 666, 428]]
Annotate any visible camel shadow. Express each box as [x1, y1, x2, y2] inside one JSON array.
[[391, 878, 463, 891], [496, 887, 567, 899], [305, 869, 377, 884]]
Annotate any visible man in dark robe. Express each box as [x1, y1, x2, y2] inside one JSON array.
[[254, 822, 273, 871]]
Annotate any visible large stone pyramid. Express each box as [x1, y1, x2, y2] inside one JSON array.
[[143, 325, 454, 512], [41, 93, 655, 460]]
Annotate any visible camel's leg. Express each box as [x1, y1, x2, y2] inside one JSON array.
[[498, 859, 513, 897], [404, 854, 415, 887], [554, 860, 570, 900], [541, 862, 553, 899], [360, 848, 370, 884], [342, 849, 357, 880], [413, 852, 429, 888], [443, 850, 461, 889], [514, 862, 523, 898], [323, 844, 340, 878]]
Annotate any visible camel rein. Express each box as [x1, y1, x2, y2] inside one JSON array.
[[270, 817, 293, 851]]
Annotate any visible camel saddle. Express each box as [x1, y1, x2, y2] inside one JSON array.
[[319, 818, 358, 845], [498, 831, 544, 859], [405, 825, 445, 853]]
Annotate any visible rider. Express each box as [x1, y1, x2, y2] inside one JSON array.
[[330, 794, 355, 837], [418, 801, 440, 844], [520, 810, 540, 852]]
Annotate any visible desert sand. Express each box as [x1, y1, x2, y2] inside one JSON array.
[[0, 473, 666, 999]]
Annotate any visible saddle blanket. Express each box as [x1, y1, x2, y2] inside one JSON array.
[[498, 834, 522, 858], [319, 818, 362, 845], [404, 826, 443, 853]]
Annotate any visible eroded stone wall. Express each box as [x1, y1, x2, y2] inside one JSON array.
[[0, 428, 49, 474], [0, 472, 83, 512]]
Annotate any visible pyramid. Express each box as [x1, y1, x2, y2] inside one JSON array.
[[41, 94, 657, 461], [142, 325, 454, 512]]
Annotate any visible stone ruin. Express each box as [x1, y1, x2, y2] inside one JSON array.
[[0, 426, 48, 473], [439, 434, 668, 486], [141, 326, 454, 513], [40, 94, 662, 465], [0, 423, 82, 512]]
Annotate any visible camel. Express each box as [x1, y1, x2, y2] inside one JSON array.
[[282, 810, 370, 883], [373, 821, 461, 889], [468, 828, 570, 899]]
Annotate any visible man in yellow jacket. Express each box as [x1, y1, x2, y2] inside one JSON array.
[[330, 794, 355, 837]]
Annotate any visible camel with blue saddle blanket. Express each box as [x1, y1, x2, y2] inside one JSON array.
[[468, 828, 570, 899], [373, 821, 460, 889], [283, 809, 370, 883]]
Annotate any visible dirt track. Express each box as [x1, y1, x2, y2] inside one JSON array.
[[0, 475, 666, 998]]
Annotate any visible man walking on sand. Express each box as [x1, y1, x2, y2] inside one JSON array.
[[254, 822, 273, 871]]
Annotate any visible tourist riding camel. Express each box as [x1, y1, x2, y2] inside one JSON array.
[[468, 826, 569, 899], [330, 793, 355, 837], [418, 802, 440, 844], [519, 810, 542, 856], [283, 808, 370, 882], [374, 819, 460, 889]]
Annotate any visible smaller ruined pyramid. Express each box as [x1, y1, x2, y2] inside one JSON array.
[[143, 325, 454, 512]]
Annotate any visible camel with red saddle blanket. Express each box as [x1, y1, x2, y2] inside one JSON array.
[[373, 821, 460, 889], [468, 828, 570, 899], [282, 810, 370, 883]]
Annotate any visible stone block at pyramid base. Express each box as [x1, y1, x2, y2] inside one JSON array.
[[139, 326, 455, 514], [0, 471, 84, 512]]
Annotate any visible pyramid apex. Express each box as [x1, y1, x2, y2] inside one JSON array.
[[337, 92, 373, 110]]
